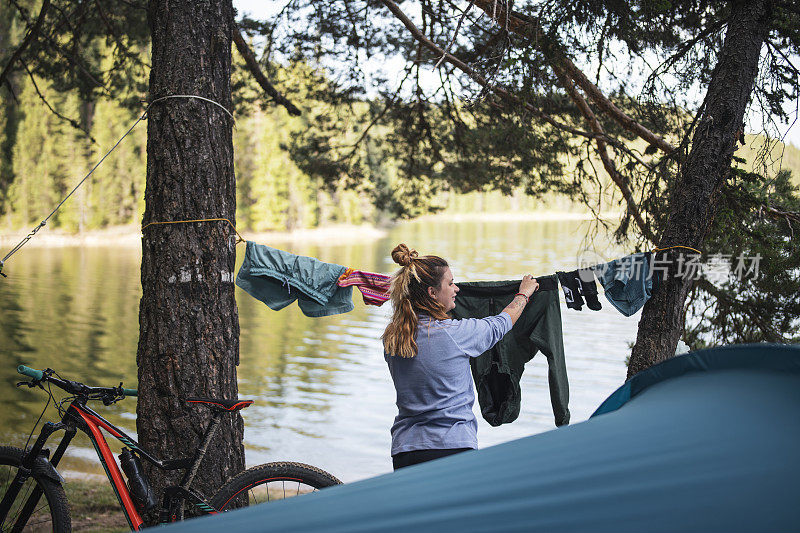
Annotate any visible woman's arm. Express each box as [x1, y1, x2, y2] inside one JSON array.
[[502, 275, 539, 325], [447, 275, 539, 357]]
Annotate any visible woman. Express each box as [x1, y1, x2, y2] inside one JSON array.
[[383, 243, 539, 470]]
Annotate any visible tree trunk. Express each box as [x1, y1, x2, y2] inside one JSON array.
[[78, 100, 94, 233], [137, 0, 243, 523], [627, 0, 773, 379]]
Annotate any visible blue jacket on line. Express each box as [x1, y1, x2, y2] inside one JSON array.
[[235, 241, 354, 317]]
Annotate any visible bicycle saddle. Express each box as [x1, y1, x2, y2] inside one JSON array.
[[184, 397, 254, 411]]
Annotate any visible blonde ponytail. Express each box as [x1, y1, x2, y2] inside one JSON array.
[[382, 244, 450, 358]]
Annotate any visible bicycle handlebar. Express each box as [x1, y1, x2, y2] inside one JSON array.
[[17, 365, 138, 397], [17, 365, 43, 381]]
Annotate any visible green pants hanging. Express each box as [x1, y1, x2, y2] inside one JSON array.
[[452, 276, 569, 427]]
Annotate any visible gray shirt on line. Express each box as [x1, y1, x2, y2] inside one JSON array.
[[385, 312, 513, 455]]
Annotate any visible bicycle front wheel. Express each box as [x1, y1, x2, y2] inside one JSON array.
[[0, 446, 71, 533], [210, 462, 341, 511]]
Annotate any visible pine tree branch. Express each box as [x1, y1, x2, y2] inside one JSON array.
[[433, 1, 472, 68], [378, 0, 601, 143], [695, 277, 785, 341], [459, 29, 505, 63], [644, 19, 727, 93], [765, 41, 800, 77], [467, 0, 678, 156], [94, 0, 152, 69], [378, 0, 657, 243], [8, 0, 105, 89], [2, 78, 19, 103], [0, 0, 50, 90], [553, 63, 656, 243], [758, 204, 800, 238], [759, 205, 800, 222], [113, 0, 146, 9], [336, 68, 414, 164], [21, 60, 96, 143], [232, 26, 301, 116]]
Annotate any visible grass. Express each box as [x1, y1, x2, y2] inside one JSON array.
[[64, 479, 129, 533], [61, 477, 316, 532]]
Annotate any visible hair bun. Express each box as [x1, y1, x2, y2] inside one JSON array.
[[391, 243, 418, 267]]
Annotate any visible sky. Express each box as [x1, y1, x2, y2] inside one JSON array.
[[232, 0, 800, 150]]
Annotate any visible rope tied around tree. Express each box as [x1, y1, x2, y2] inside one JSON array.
[[148, 94, 235, 122], [0, 94, 235, 277], [141, 218, 245, 244], [652, 245, 703, 255]]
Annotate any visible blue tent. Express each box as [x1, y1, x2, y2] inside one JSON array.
[[168, 344, 800, 532]]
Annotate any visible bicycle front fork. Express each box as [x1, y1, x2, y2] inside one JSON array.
[[0, 421, 75, 530]]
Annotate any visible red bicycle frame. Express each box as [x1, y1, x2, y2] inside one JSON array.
[[61, 398, 223, 527], [69, 404, 145, 530]]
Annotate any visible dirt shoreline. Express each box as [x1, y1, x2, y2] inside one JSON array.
[[416, 211, 605, 222], [0, 223, 390, 249], [0, 211, 607, 249]]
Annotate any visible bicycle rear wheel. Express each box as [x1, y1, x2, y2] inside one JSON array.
[[210, 462, 341, 511], [0, 446, 71, 533]]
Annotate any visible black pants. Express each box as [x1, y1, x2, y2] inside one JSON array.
[[453, 278, 570, 427], [392, 448, 472, 471]]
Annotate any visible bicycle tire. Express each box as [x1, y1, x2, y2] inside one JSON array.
[[210, 462, 342, 511], [0, 446, 71, 533]]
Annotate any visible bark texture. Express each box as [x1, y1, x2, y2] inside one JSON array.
[[627, 0, 773, 379], [137, 0, 243, 520]]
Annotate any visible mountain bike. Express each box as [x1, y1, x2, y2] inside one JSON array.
[[0, 366, 341, 531]]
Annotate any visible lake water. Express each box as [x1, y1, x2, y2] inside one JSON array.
[[0, 217, 639, 483]]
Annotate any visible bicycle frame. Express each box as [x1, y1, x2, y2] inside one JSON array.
[[1, 395, 221, 531], [69, 402, 146, 530]]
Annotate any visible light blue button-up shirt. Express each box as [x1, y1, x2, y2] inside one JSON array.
[[385, 312, 513, 455]]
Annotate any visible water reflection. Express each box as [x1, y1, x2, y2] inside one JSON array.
[[0, 218, 637, 482]]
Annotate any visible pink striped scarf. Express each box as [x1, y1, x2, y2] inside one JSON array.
[[337, 268, 391, 306]]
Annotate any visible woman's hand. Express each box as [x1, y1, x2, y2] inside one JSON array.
[[501, 275, 539, 325], [519, 274, 539, 298]]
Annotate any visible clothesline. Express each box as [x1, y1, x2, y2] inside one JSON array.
[[235, 240, 668, 319]]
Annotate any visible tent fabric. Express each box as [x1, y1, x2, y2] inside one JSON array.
[[167, 343, 800, 532], [592, 342, 800, 416]]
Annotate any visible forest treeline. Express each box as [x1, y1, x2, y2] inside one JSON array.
[[0, 74, 375, 233], [1, 45, 798, 233], [0, 72, 563, 233]]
